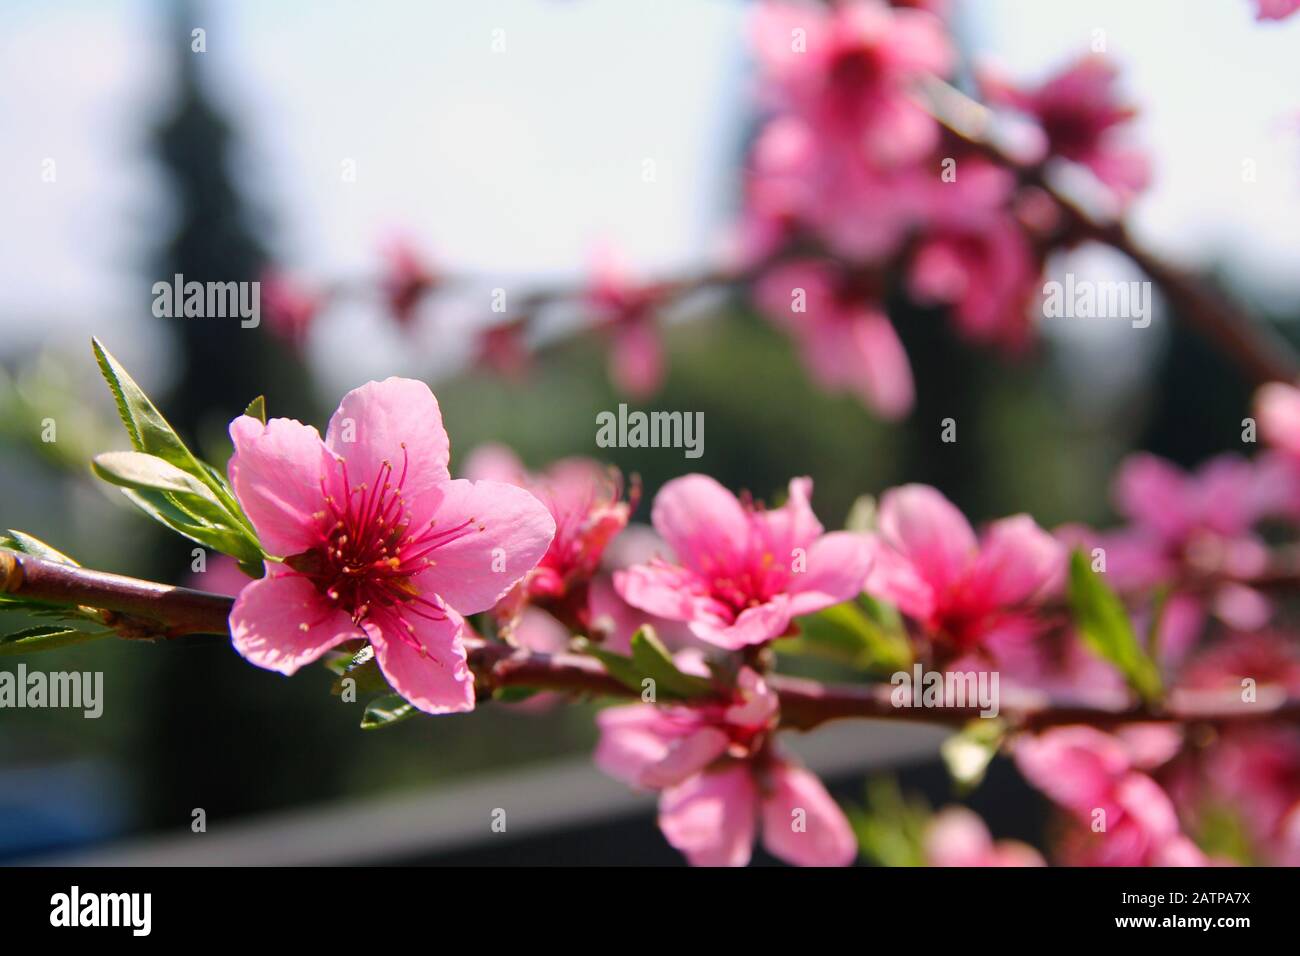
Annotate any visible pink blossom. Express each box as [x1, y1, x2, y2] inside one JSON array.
[[862, 484, 1063, 655], [1164, 724, 1300, 864], [981, 55, 1149, 204], [925, 806, 1045, 867], [226, 378, 556, 714], [743, 114, 929, 261], [186, 553, 254, 598], [585, 249, 668, 398], [615, 475, 873, 650], [260, 270, 321, 352], [752, 0, 953, 168], [1101, 453, 1274, 631], [1014, 725, 1204, 866], [754, 259, 914, 418], [380, 237, 437, 329], [1176, 631, 1300, 699], [595, 668, 856, 866], [972, 626, 1131, 711], [1257, 382, 1300, 458], [586, 574, 697, 655], [463, 444, 634, 631], [908, 159, 1040, 348], [475, 319, 531, 379], [1253, 382, 1300, 517], [1254, 0, 1300, 21]]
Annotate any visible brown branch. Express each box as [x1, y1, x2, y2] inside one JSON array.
[[0, 550, 233, 638], [921, 76, 1300, 387], [5, 550, 1299, 733]]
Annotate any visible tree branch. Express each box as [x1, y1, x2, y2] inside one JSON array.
[[4, 550, 1298, 733], [921, 76, 1300, 387]]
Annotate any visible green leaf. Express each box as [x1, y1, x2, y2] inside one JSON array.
[[0, 530, 79, 566], [361, 694, 416, 729], [628, 626, 712, 700], [940, 718, 1005, 793], [243, 395, 266, 424], [94, 338, 201, 469], [583, 644, 645, 695], [844, 496, 876, 532], [0, 624, 106, 656], [1068, 550, 1162, 703], [777, 600, 912, 673], [92, 338, 255, 535], [847, 777, 930, 868], [117, 487, 263, 565], [93, 451, 224, 503]]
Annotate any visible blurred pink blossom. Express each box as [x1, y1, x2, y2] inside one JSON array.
[[925, 806, 1045, 867], [260, 270, 322, 352], [585, 249, 669, 398], [380, 237, 437, 329], [908, 159, 1040, 348], [615, 475, 872, 649], [752, 0, 952, 168], [981, 55, 1150, 204], [862, 484, 1063, 656], [754, 259, 913, 418], [463, 444, 634, 633], [1253, 0, 1300, 21], [595, 667, 855, 866], [1014, 725, 1204, 866]]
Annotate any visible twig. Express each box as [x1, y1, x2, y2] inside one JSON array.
[[4, 551, 1299, 733], [921, 76, 1300, 387]]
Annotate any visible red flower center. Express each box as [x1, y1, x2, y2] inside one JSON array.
[[288, 444, 480, 648]]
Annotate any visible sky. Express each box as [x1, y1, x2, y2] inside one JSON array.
[[0, 0, 1297, 394]]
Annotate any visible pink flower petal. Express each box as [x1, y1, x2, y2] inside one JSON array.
[[862, 534, 937, 619], [847, 311, 915, 420], [760, 761, 857, 867], [641, 727, 731, 789], [786, 530, 873, 616], [610, 321, 664, 398], [413, 478, 556, 615], [229, 569, 361, 675], [461, 443, 526, 484], [659, 765, 758, 867], [877, 484, 978, 596], [1013, 726, 1132, 816], [613, 563, 707, 624], [690, 594, 792, 649], [227, 415, 337, 557], [966, 514, 1063, 608], [324, 377, 451, 526], [594, 705, 676, 787], [1257, 382, 1300, 458], [925, 805, 995, 866], [724, 667, 780, 728], [1112, 453, 1191, 540], [756, 477, 825, 556], [366, 605, 474, 715], [650, 474, 751, 574]]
